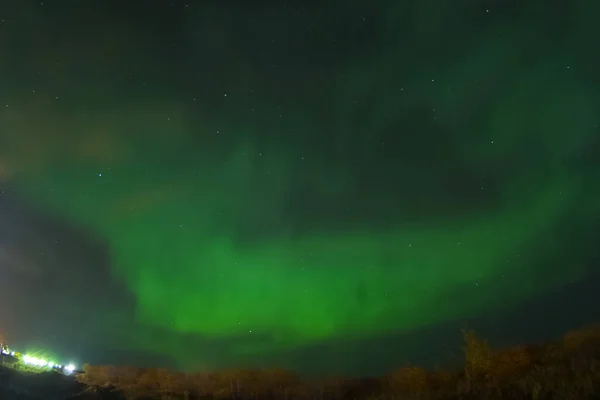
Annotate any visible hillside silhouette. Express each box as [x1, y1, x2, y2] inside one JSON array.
[[3, 323, 600, 399]]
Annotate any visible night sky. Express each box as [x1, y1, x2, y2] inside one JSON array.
[[1, 0, 599, 376]]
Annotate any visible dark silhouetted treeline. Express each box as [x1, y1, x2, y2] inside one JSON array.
[[71, 324, 600, 400]]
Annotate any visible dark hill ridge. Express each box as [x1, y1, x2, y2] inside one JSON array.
[[0, 365, 87, 400], [3, 323, 600, 399]]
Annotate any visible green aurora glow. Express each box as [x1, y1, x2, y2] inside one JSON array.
[[1, 0, 599, 372]]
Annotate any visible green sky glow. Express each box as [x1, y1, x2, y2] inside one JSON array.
[[1, 0, 599, 373]]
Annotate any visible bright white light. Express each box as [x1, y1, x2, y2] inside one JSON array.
[[23, 355, 49, 367], [10, 347, 75, 374]]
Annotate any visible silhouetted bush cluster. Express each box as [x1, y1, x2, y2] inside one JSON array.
[[76, 324, 600, 400]]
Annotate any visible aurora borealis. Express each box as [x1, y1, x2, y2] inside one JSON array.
[[0, 0, 599, 375]]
